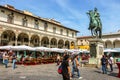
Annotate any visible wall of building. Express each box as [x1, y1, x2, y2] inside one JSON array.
[[0, 5, 78, 49], [77, 34, 120, 49]]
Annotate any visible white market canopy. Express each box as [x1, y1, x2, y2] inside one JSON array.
[[11, 45, 35, 51], [114, 48, 120, 52], [81, 49, 90, 53], [104, 48, 118, 52], [0, 45, 90, 53], [51, 48, 63, 53], [35, 47, 51, 52], [0, 45, 12, 50]]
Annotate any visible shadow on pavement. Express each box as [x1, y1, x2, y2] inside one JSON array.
[[94, 70, 101, 73], [94, 70, 119, 78], [108, 72, 118, 78]]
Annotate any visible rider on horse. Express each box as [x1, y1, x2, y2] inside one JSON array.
[[87, 8, 102, 38], [94, 8, 102, 30]]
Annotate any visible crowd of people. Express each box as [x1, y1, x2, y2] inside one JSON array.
[[101, 54, 114, 74], [58, 53, 115, 80], [0, 50, 17, 69], [58, 54, 83, 80], [0, 49, 116, 80]]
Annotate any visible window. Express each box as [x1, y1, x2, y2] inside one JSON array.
[[22, 16, 28, 26], [66, 30, 69, 36], [34, 19, 39, 29], [81, 40, 83, 42], [60, 29, 63, 35], [44, 22, 48, 31], [53, 27, 56, 33], [75, 33, 77, 36], [72, 32, 74, 38], [7, 12, 14, 23], [1, 10, 5, 13]]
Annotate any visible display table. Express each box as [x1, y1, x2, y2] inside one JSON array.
[[116, 62, 120, 78]]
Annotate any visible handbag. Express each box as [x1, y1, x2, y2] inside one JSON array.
[[58, 65, 62, 74]]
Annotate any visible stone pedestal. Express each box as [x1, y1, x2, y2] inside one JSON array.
[[89, 39, 104, 68]]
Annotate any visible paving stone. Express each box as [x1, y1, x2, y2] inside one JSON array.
[[0, 63, 119, 80]]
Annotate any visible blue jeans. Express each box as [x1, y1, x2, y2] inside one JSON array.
[[72, 67, 80, 77], [4, 59, 8, 68], [12, 59, 16, 69], [102, 65, 107, 74]]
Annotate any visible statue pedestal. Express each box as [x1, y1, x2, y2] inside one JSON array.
[[89, 39, 104, 68]]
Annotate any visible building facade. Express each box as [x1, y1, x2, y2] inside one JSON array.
[[77, 32, 120, 50], [0, 5, 78, 49]]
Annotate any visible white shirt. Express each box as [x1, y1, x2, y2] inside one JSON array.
[[108, 57, 114, 64]]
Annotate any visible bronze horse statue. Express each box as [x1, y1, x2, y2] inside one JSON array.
[[87, 9, 102, 38]]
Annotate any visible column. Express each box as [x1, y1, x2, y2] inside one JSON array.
[[49, 41, 50, 48], [39, 36, 41, 47], [28, 35, 31, 46], [69, 41, 71, 49], [15, 35, 18, 46], [39, 41, 41, 46], [0, 34, 1, 46], [74, 40, 77, 49], [48, 37, 51, 48]]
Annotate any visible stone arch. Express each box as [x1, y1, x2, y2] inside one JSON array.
[[70, 41, 75, 49], [113, 39, 120, 48], [17, 32, 29, 45], [31, 34, 39, 47], [58, 39, 64, 48], [104, 40, 113, 48], [65, 40, 70, 49], [50, 38, 57, 48], [1, 30, 16, 46], [41, 36, 49, 47]]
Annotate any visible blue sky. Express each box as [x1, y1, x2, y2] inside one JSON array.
[[0, 0, 120, 37]]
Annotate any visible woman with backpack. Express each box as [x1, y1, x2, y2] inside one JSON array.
[[61, 55, 71, 80]]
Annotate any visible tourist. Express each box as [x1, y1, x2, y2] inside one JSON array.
[[12, 52, 17, 69], [20, 54, 25, 65], [56, 54, 60, 65], [3, 53, 9, 68], [108, 54, 114, 72], [101, 55, 107, 74], [61, 55, 71, 80], [72, 54, 82, 79], [2, 50, 7, 64]]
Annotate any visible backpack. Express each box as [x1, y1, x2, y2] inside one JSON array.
[[57, 64, 62, 74]]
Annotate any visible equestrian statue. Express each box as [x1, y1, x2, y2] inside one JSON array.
[[87, 8, 102, 39]]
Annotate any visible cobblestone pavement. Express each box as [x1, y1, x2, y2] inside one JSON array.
[[0, 63, 119, 80]]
